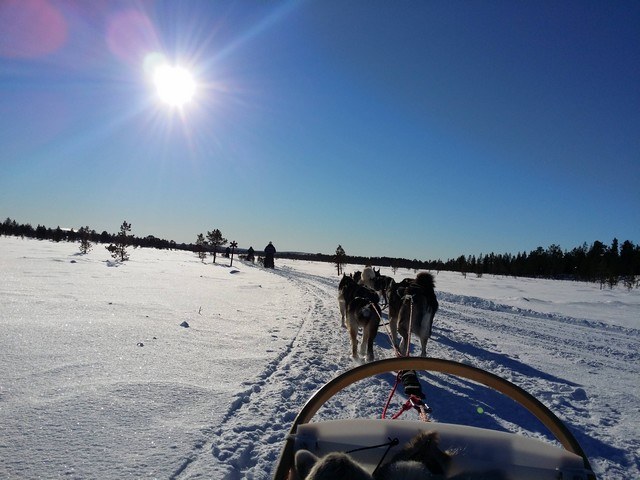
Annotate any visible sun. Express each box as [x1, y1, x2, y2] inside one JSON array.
[[152, 64, 196, 107]]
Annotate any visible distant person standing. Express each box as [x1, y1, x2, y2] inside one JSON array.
[[264, 241, 276, 268]]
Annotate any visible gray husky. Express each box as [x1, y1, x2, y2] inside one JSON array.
[[338, 274, 381, 361], [388, 272, 439, 357]]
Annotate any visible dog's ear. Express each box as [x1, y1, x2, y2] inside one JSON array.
[[295, 450, 319, 479], [296, 451, 373, 479]]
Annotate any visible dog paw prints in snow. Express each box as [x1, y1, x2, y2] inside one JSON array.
[[282, 410, 297, 423], [229, 394, 251, 411], [306, 358, 323, 367], [555, 384, 589, 402], [592, 400, 622, 427]]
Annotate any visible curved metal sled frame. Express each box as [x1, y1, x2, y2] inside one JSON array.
[[273, 357, 594, 479]]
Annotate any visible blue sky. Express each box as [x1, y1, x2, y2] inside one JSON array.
[[1, 0, 638, 261]]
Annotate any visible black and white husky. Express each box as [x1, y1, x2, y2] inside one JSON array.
[[338, 274, 381, 361], [388, 272, 439, 357], [372, 268, 394, 306]]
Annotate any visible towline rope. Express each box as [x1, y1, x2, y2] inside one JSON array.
[[372, 296, 431, 421]]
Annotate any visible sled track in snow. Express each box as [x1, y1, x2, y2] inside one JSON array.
[[173, 266, 351, 479], [431, 295, 640, 479], [436, 296, 640, 371]]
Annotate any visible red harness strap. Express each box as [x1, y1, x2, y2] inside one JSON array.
[[381, 372, 401, 419], [391, 394, 428, 420], [384, 393, 431, 421], [381, 373, 431, 421], [376, 296, 431, 421]]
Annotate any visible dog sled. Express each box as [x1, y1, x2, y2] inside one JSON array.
[[273, 357, 595, 479]]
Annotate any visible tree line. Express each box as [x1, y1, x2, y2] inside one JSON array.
[[328, 240, 639, 290], [273, 238, 640, 290], [1, 217, 253, 261], [2, 217, 639, 289], [440, 239, 640, 289], [2, 217, 187, 251]]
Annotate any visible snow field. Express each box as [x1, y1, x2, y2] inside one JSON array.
[[1, 236, 639, 479]]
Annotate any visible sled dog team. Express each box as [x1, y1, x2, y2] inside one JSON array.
[[296, 270, 505, 480], [338, 265, 439, 362]]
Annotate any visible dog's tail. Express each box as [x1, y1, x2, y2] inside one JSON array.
[[415, 272, 438, 314], [415, 272, 435, 289]]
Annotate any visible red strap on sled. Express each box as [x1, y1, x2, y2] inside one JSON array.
[[391, 394, 429, 420], [381, 372, 401, 419], [381, 373, 430, 421], [378, 297, 430, 421]]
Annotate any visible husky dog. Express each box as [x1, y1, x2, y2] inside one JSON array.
[[338, 274, 353, 328], [347, 294, 382, 361], [338, 274, 381, 361], [359, 265, 376, 289], [388, 277, 416, 352], [372, 268, 394, 307], [295, 431, 451, 480], [388, 272, 439, 357]]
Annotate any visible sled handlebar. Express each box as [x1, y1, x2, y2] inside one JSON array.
[[273, 357, 593, 480]]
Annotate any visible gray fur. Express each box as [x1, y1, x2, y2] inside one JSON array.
[[338, 274, 381, 361], [388, 272, 439, 356]]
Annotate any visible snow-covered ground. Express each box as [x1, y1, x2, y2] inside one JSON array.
[[1, 236, 638, 479]]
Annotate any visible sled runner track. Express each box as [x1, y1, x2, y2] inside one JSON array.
[[173, 266, 351, 479], [436, 298, 640, 370], [430, 297, 640, 478], [439, 291, 640, 338]]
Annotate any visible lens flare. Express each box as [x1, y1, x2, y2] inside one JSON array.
[[0, 0, 67, 58]]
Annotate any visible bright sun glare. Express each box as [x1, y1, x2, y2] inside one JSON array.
[[153, 64, 196, 107]]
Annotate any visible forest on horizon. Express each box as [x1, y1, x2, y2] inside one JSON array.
[[2, 216, 639, 290]]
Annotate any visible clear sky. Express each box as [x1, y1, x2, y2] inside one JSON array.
[[1, 0, 638, 261]]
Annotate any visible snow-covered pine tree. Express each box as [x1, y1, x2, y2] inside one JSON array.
[[78, 226, 92, 254], [196, 233, 207, 262], [106, 221, 131, 262]]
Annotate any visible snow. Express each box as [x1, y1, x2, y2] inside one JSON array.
[[1, 236, 639, 479]]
